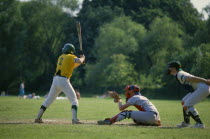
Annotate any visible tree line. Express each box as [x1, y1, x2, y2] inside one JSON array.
[[1, 0, 210, 99]]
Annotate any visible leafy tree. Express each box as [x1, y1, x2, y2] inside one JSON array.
[[0, 0, 79, 94], [193, 5, 210, 45], [77, 1, 124, 63], [85, 16, 145, 92], [32, 0, 79, 10], [191, 44, 210, 78], [77, 0, 204, 91], [104, 54, 137, 87], [0, 0, 26, 93], [138, 16, 185, 87], [94, 16, 146, 58], [19, 0, 79, 92], [79, 0, 203, 35]]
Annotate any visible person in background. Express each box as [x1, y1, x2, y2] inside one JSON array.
[[18, 81, 25, 98]]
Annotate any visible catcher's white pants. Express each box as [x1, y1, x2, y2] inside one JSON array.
[[116, 111, 160, 125], [130, 111, 160, 124], [182, 83, 210, 107], [42, 76, 78, 107]]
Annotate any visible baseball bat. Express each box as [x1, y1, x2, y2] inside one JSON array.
[[76, 21, 85, 64], [76, 21, 82, 51]]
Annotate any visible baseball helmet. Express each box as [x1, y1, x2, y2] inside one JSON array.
[[124, 85, 141, 95], [62, 43, 75, 54]]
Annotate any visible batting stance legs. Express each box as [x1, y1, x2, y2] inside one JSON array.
[[179, 84, 210, 128], [35, 76, 79, 124], [98, 110, 160, 126]]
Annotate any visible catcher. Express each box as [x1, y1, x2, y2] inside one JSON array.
[[97, 85, 161, 126]]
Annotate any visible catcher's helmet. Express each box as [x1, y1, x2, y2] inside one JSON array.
[[62, 43, 75, 54], [124, 85, 141, 95]]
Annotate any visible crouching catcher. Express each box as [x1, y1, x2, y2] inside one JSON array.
[[97, 85, 161, 126]]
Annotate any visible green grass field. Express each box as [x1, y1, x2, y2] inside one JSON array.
[[0, 96, 210, 139]]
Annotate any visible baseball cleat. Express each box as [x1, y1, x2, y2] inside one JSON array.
[[72, 119, 83, 124], [177, 122, 190, 128], [191, 123, 205, 128], [97, 119, 112, 125], [34, 118, 44, 123]]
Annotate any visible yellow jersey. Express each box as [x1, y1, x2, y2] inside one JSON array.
[[55, 54, 77, 79]]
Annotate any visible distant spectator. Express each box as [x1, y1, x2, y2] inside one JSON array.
[[18, 81, 25, 98], [32, 93, 40, 99], [28, 94, 33, 99], [1, 91, 5, 96]]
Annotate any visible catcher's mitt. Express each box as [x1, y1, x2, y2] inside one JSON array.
[[109, 91, 121, 103]]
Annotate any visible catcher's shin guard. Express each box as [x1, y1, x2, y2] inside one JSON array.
[[183, 108, 190, 124], [184, 106, 203, 124], [110, 110, 132, 123]]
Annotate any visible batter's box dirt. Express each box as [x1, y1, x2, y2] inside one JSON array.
[[0, 119, 132, 125], [0, 119, 180, 128]]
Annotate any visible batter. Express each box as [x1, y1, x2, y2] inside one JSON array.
[[167, 61, 210, 128], [35, 43, 85, 124], [98, 85, 161, 126]]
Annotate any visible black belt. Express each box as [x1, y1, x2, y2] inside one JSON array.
[[55, 75, 68, 79]]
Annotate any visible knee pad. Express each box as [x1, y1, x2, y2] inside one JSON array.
[[116, 110, 132, 122], [181, 101, 184, 106], [184, 106, 199, 116]]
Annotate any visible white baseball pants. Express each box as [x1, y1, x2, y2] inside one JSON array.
[[182, 83, 210, 107], [42, 76, 78, 107], [131, 111, 160, 124]]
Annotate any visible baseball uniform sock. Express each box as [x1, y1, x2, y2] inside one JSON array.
[[36, 105, 47, 119], [183, 109, 190, 123], [71, 105, 78, 120]]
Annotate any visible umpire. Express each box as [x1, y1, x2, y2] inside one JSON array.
[[167, 61, 210, 128]]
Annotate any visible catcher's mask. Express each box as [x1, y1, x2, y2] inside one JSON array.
[[167, 61, 182, 75], [124, 85, 141, 95]]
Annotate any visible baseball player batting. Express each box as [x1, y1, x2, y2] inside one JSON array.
[[98, 85, 161, 126], [167, 61, 210, 128], [35, 43, 85, 124]]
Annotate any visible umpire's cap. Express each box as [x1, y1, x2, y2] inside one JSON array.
[[167, 61, 182, 75], [62, 43, 75, 54], [167, 61, 182, 70]]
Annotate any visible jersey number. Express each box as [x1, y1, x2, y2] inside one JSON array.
[[59, 58, 64, 65]]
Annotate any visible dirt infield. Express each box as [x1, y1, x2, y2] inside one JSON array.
[[0, 119, 133, 125], [0, 119, 179, 128]]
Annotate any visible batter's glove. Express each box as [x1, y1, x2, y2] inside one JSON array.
[[206, 79, 210, 86], [109, 91, 121, 103], [79, 50, 84, 55]]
